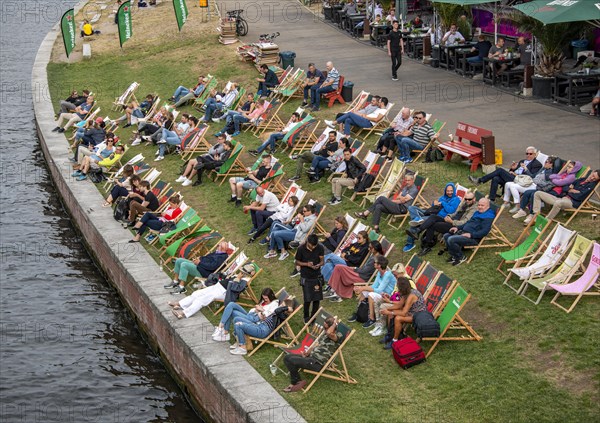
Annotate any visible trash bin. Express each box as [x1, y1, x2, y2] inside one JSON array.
[[342, 81, 354, 103], [430, 45, 440, 68], [571, 40, 589, 59], [279, 51, 296, 69]]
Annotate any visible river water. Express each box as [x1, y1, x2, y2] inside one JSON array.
[[0, 2, 201, 421]]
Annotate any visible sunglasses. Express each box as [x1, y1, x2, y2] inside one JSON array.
[[526, 152, 535, 155], [465, 197, 475, 201]]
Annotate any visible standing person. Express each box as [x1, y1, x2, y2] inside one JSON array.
[[387, 20, 405, 81], [295, 234, 325, 323]]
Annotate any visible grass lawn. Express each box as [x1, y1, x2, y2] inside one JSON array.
[[47, 4, 599, 422]]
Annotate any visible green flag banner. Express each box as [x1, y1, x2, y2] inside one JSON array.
[[60, 9, 76, 58], [173, 0, 189, 31], [117, 1, 133, 47]]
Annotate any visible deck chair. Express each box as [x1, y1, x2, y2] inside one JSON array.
[[192, 76, 218, 111], [497, 215, 551, 276], [112, 82, 139, 111], [387, 174, 429, 229], [356, 101, 395, 138], [144, 168, 162, 185], [163, 231, 223, 267], [348, 154, 389, 203], [423, 273, 457, 317], [518, 234, 593, 304], [271, 308, 357, 393], [285, 118, 319, 154], [464, 200, 512, 263], [158, 208, 203, 247], [324, 138, 364, 181], [360, 158, 405, 207], [132, 96, 160, 126], [280, 182, 307, 211], [550, 242, 600, 313], [414, 263, 441, 296], [212, 259, 263, 315], [343, 90, 370, 113], [404, 253, 426, 280], [246, 294, 303, 356], [72, 107, 101, 131], [419, 284, 482, 358], [343, 153, 386, 201], [159, 225, 212, 262], [306, 200, 327, 236], [252, 99, 283, 135], [503, 224, 577, 293], [210, 141, 246, 185], [275, 69, 307, 104], [179, 125, 210, 161], [561, 184, 600, 226], [413, 120, 446, 163]]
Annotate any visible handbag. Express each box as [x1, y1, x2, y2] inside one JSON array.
[[514, 174, 534, 187], [423, 204, 442, 216]]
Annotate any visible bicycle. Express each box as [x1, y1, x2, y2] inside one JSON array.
[[259, 32, 280, 43], [226, 9, 248, 37]]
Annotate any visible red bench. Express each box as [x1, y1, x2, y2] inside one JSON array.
[[438, 122, 493, 172], [323, 75, 346, 108]]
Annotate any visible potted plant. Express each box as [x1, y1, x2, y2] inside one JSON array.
[[505, 47, 515, 60], [583, 62, 594, 75], [510, 13, 587, 99]]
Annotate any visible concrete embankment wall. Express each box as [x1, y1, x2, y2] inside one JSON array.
[[31, 9, 305, 423]]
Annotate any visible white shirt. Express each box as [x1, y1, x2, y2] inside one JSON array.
[[366, 107, 387, 126], [283, 119, 298, 133], [258, 190, 280, 212], [271, 203, 294, 222], [249, 300, 279, 317], [443, 30, 464, 45]]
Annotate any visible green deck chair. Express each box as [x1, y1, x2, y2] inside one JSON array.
[[158, 208, 202, 246]]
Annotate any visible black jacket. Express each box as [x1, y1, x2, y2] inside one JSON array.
[[344, 156, 366, 180]]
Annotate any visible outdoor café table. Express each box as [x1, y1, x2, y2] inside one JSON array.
[[553, 70, 600, 106], [483, 56, 516, 85], [455, 47, 475, 76], [405, 33, 427, 59], [348, 13, 366, 36], [438, 42, 476, 71], [370, 24, 390, 47]]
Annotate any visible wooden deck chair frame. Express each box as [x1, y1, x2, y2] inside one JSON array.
[[211, 260, 263, 315], [158, 224, 212, 262], [496, 215, 551, 276], [413, 120, 446, 163], [179, 125, 210, 161], [359, 158, 405, 207], [356, 102, 395, 139], [518, 234, 593, 304], [271, 67, 297, 95], [344, 90, 370, 113], [164, 231, 223, 269], [420, 285, 482, 358], [464, 202, 512, 263], [245, 295, 303, 356], [275, 69, 307, 103], [189, 245, 243, 288], [157, 209, 204, 248], [210, 142, 247, 185], [286, 119, 319, 155], [192, 76, 218, 111], [344, 154, 387, 201], [112, 82, 139, 111], [550, 242, 600, 313], [252, 100, 284, 135], [561, 185, 600, 226], [423, 275, 458, 318], [132, 96, 160, 126]]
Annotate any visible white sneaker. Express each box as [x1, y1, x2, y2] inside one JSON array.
[[229, 342, 239, 350], [154, 156, 164, 161], [212, 327, 222, 336], [324, 120, 335, 128], [512, 210, 528, 219], [175, 175, 186, 183], [182, 178, 193, 186], [278, 251, 289, 261], [155, 149, 160, 155], [509, 205, 520, 214], [230, 347, 247, 355], [370, 325, 384, 337], [213, 332, 230, 342], [523, 214, 534, 225], [157, 139, 167, 144], [131, 138, 142, 146], [264, 251, 278, 259]]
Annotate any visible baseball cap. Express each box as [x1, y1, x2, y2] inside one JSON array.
[[391, 263, 406, 274]]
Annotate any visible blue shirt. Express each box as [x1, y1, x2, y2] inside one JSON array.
[[372, 270, 395, 295], [307, 69, 325, 84]]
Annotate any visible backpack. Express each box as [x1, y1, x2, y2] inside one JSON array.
[[159, 221, 177, 234], [392, 337, 426, 369], [354, 173, 375, 192], [356, 299, 369, 323], [88, 167, 105, 183], [425, 147, 445, 163], [412, 311, 441, 339], [113, 197, 129, 221]]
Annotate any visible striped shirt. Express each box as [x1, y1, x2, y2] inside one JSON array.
[[412, 122, 436, 148], [326, 68, 340, 89]]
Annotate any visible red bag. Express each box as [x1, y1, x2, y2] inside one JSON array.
[[392, 337, 426, 369]]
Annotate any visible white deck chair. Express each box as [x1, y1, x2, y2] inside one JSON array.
[[144, 169, 161, 185]]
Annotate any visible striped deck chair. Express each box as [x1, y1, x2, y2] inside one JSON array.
[[158, 208, 203, 247], [285, 117, 318, 154], [413, 263, 441, 297], [344, 153, 386, 201], [163, 231, 223, 268], [413, 119, 446, 163], [280, 182, 307, 213], [404, 253, 426, 280], [192, 76, 218, 111], [343, 90, 370, 113], [179, 124, 211, 161], [268, 66, 293, 96], [360, 158, 405, 207], [356, 102, 395, 138], [503, 224, 576, 293], [274, 69, 306, 103], [550, 242, 600, 313], [210, 141, 246, 185], [423, 273, 457, 317], [420, 284, 482, 358], [252, 99, 284, 135], [519, 234, 592, 304], [144, 200, 189, 246], [112, 82, 139, 111], [272, 308, 357, 393], [464, 198, 512, 263], [159, 225, 212, 262], [497, 215, 551, 276], [143, 169, 162, 186]]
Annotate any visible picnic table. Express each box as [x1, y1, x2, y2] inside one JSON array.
[[436, 42, 476, 71], [483, 54, 519, 86], [404, 33, 427, 59], [553, 70, 600, 106], [370, 24, 390, 47]]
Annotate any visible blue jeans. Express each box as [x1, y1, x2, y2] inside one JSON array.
[[303, 82, 321, 101], [232, 114, 249, 133], [137, 213, 163, 236], [75, 127, 85, 141], [270, 228, 296, 250], [220, 302, 259, 329], [173, 86, 190, 102], [132, 108, 144, 119], [310, 156, 330, 177], [321, 253, 347, 282], [257, 132, 284, 153], [520, 189, 537, 212], [311, 85, 335, 108], [467, 56, 483, 64], [405, 206, 426, 245], [443, 233, 479, 260], [395, 136, 423, 158], [203, 98, 223, 121], [337, 112, 373, 135], [233, 318, 271, 346], [158, 128, 181, 156]]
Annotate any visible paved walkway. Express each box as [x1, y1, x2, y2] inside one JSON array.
[[220, 1, 600, 167]]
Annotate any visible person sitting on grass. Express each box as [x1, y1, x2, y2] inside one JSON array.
[[353, 256, 395, 329], [329, 149, 366, 205], [215, 98, 268, 137], [165, 241, 231, 294], [324, 241, 384, 302], [320, 230, 370, 282], [126, 180, 160, 225], [80, 19, 101, 37], [263, 204, 316, 261], [228, 155, 272, 207], [307, 137, 349, 183], [169, 75, 207, 107], [325, 97, 389, 136], [53, 95, 94, 133], [155, 114, 196, 161], [248, 195, 299, 244], [249, 112, 300, 156], [129, 194, 182, 244], [321, 216, 349, 254], [169, 268, 251, 319], [175, 134, 228, 186], [380, 277, 426, 349], [72, 144, 124, 181], [282, 316, 343, 393], [288, 130, 339, 182], [244, 187, 281, 237], [103, 164, 134, 207], [403, 182, 460, 253], [229, 297, 296, 356], [211, 287, 280, 342], [354, 173, 418, 233]]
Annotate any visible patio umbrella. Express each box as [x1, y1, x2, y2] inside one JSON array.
[[513, 0, 600, 25], [432, 0, 498, 5]]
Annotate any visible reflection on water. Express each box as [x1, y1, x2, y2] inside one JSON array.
[[0, 2, 201, 422]]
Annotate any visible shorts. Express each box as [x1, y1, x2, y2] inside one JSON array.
[[233, 177, 258, 190]]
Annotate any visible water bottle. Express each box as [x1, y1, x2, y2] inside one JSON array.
[[269, 364, 277, 376]]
